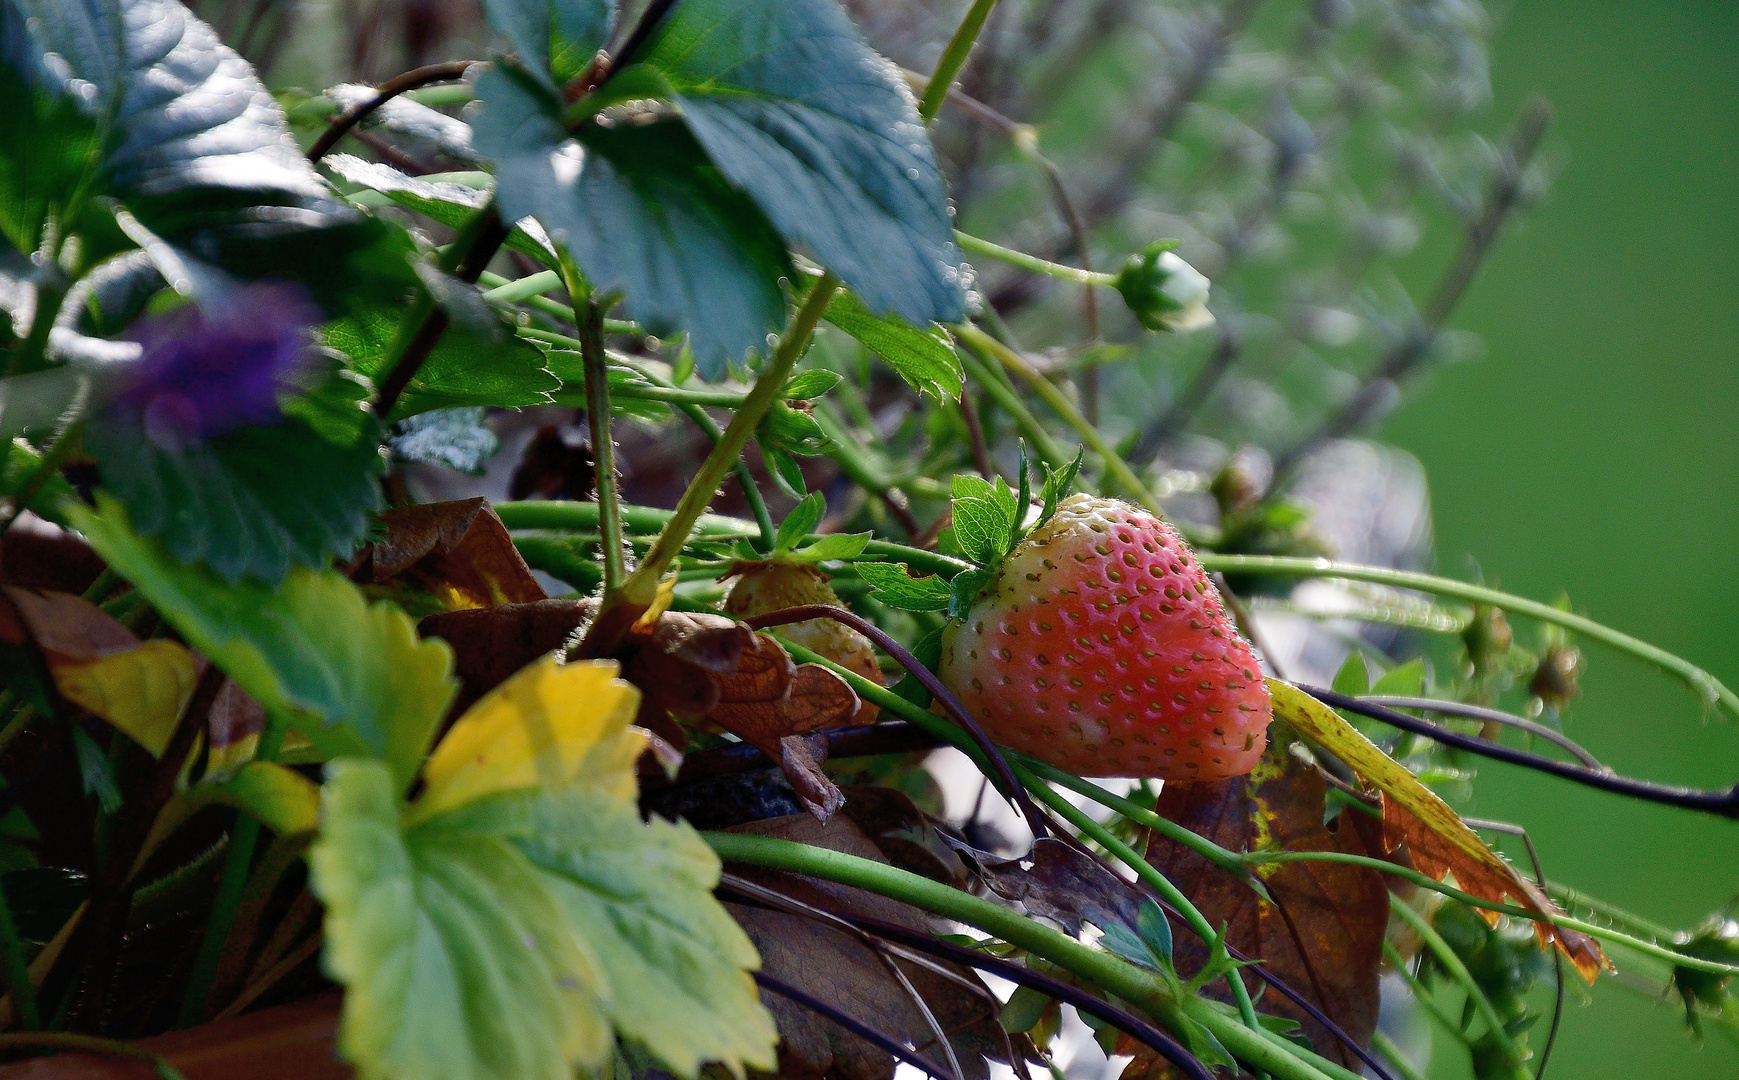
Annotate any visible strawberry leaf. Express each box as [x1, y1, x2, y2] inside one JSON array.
[[785, 532, 869, 564], [949, 474, 1020, 567], [775, 492, 827, 554], [821, 289, 963, 401], [857, 562, 952, 611], [781, 369, 843, 400]]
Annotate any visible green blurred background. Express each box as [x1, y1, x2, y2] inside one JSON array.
[[1382, 0, 1739, 1075]]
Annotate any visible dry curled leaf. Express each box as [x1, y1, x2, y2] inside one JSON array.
[[1270, 679, 1605, 982], [1, 586, 196, 756], [951, 836, 1145, 939], [723, 812, 1003, 1080], [1129, 744, 1389, 1076], [360, 497, 546, 610]]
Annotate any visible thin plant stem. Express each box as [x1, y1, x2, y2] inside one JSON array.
[[1369, 1030, 1431, 1080], [1027, 781, 1271, 1057], [564, 266, 626, 595], [175, 714, 289, 1028], [919, 0, 1003, 122], [704, 831, 1353, 1080], [1193, 555, 1739, 724], [959, 323, 1162, 509], [956, 231, 1114, 286], [956, 339, 1070, 469], [604, 274, 839, 631], [479, 270, 641, 333], [0, 874, 39, 1030], [1358, 695, 1602, 769], [0, 1033, 186, 1079], [1543, 882, 1676, 943], [753, 972, 957, 1080], [1388, 894, 1532, 1079]]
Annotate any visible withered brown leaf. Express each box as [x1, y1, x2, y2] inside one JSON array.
[[361, 498, 545, 610], [1127, 745, 1389, 1076], [724, 813, 1003, 1080]]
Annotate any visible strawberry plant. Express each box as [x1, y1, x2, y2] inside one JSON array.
[[0, 0, 1733, 1078]]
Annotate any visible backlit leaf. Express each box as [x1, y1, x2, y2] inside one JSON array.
[[323, 306, 558, 422], [52, 641, 196, 757], [822, 289, 962, 400], [68, 496, 458, 788], [855, 562, 952, 612]]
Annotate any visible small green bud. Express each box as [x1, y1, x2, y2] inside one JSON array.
[[1114, 242, 1213, 332], [1462, 603, 1514, 675]]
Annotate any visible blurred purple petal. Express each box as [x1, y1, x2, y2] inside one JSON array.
[[112, 282, 323, 447]]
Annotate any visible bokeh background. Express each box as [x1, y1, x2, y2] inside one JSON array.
[[1382, 0, 1739, 1075]]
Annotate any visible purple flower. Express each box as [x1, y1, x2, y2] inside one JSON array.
[[112, 282, 323, 451]]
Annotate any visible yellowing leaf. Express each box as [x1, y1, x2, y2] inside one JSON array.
[[52, 640, 197, 757], [414, 656, 643, 822], [68, 496, 457, 789], [1268, 679, 1605, 981], [221, 761, 321, 836]]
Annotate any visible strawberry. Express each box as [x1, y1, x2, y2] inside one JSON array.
[[937, 493, 1271, 780]]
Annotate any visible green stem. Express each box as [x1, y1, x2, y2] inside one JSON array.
[[1192, 555, 1739, 724], [564, 265, 626, 596], [617, 273, 840, 608], [175, 714, 288, 1028], [1543, 881, 1677, 943], [1018, 757, 1256, 886], [1028, 780, 1269, 1058], [0, 873, 39, 1030], [0, 1033, 186, 1079], [0, 421, 83, 533], [919, 0, 1003, 121], [480, 271, 642, 334], [1246, 851, 1737, 976], [956, 337, 1071, 469], [1388, 895, 1532, 1079], [495, 500, 968, 577], [958, 323, 1162, 509], [704, 831, 1344, 1080], [1369, 1029, 1431, 1080], [956, 231, 1116, 286], [10, 271, 68, 378], [1383, 940, 1475, 1047]]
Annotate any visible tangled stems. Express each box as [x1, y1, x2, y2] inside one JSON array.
[[1388, 896, 1532, 1080], [585, 274, 839, 649], [704, 831, 1361, 1080], [1193, 555, 1739, 724]]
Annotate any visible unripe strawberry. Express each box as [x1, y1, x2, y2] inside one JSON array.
[[724, 562, 882, 723], [938, 494, 1270, 780]]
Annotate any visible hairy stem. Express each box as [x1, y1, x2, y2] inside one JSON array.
[[956, 231, 1115, 286], [919, 0, 1003, 122], [959, 323, 1162, 509], [1196, 555, 1739, 724], [596, 274, 839, 642], [564, 267, 626, 595]]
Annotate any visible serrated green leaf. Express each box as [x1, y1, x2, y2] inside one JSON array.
[[762, 444, 807, 501], [856, 562, 952, 611], [324, 306, 558, 421], [949, 474, 1019, 567], [473, 65, 792, 378], [85, 415, 388, 585], [0, 49, 101, 255], [311, 658, 775, 1080], [67, 496, 457, 787], [789, 532, 868, 563], [1035, 448, 1084, 532], [16, 0, 408, 308], [890, 624, 944, 708], [1371, 657, 1426, 697], [822, 289, 961, 400], [638, 0, 965, 327], [758, 400, 828, 455], [482, 0, 612, 90], [775, 492, 825, 553], [781, 368, 842, 400]]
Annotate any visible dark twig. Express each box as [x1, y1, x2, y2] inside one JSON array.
[[306, 60, 475, 164], [1300, 686, 1739, 819], [753, 971, 960, 1080], [1227, 937, 1399, 1080], [1274, 99, 1552, 477], [1359, 695, 1603, 770], [743, 605, 1050, 839], [610, 0, 681, 74]]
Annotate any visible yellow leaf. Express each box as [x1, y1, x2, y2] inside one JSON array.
[[413, 655, 644, 822], [51, 640, 197, 757], [1268, 678, 1605, 981], [633, 574, 679, 630]]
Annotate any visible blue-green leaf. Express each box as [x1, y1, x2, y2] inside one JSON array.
[[482, 0, 612, 89], [473, 65, 792, 377], [639, 0, 966, 327]]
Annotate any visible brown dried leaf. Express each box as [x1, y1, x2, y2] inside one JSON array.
[[953, 837, 1144, 938], [1271, 680, 1606, 982], [362, 498, 545, 610], [780, 733, 846, 822], [2, 586, 138, 658], [1130, 745, 1389, 1075], [420, 598, 592, 714], [0, 524, 106, 595], [837, 785, 965, 889], [724, 813, 1002, 1080]]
